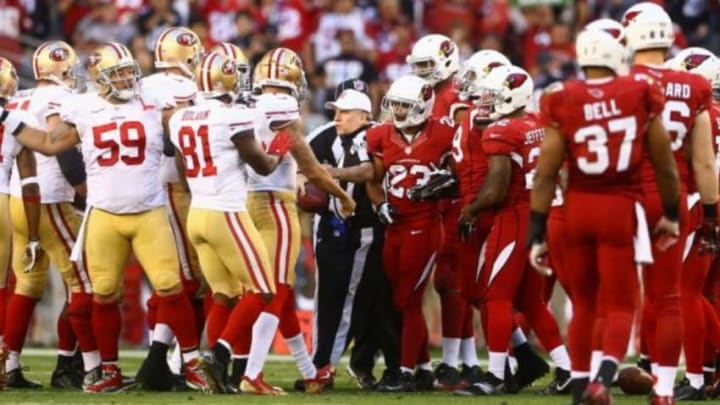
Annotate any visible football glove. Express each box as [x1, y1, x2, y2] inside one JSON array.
[[375, 202, 396, 225], [407, 168, 457, 202], [267, 130, 293, 159], [699, 204, 719, 254], [458, 220, 474, 243], [23, 239, 42, 273]]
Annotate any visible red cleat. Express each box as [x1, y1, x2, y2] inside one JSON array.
[[581, 381, 613, 405], [240, 372, 286, 395], [304, 364, 335, 394], [184, 358, 216, 392], [83, 364, 123, 393]]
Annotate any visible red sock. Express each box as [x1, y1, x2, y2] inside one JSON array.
[[206, 301, 233, 349], [146, 293, 158, 331], [57, 304, 77, 353], [279, 285, 301, 338], [703, 298, 720, 348], [219, 293, 263, 347], [157, 292, 198, 351], [641, 298, 656, 360], [440, 292, 465, 338], [69, 292, 97, 352], [203, 289, 213, 319], [0, 287, 6, 337], [485, 300, 514, 353], [92, 301, 121, 362], [4, 294, 37, 352]]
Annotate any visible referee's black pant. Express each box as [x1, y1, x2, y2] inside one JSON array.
[[312, 220, 400, 374]]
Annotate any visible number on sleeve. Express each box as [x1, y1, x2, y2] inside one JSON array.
[[92, 121, 147, 167], [573, 116, 638, 174], [525, 146, 540, 189], [177, 125, 217, 178]]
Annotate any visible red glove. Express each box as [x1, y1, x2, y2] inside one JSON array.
[[267, 130, 293, 159]]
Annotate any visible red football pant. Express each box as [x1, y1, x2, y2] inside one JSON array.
[[547, 207, 571, 299], [564, 192, 640, 373], [457, 211, 493, 341], [641, 191, 687, 367], [384, 220, 442, 369], [435, 200, 465, 339]]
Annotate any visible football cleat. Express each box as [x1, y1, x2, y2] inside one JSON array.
[[83, 364, 123, 393], [433, 363, 460, 390], [649, 392, 676, 405], [346, 365, 375, 390], [0, 343, 8, 390], [376, 370, 415, 392], [581, 381, 613, 405], [514, 347, 550, 390], [304, 364, 335, 394], [540, 367, 572, 395], [457, 372, 506, 395], [240, 373, 286, 395], [51, 364, 83, 389], [414, 369, 435, 391], [458, 364, 485, 389], [183, 358, 216, 393], [6, 367, 42, 389], [674, 378, 706, 401]]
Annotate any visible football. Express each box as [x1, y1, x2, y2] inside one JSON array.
[[617, 366, 654, 395], [297, 183, 328, 213]]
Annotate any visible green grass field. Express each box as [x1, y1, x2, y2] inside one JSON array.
[[0, 350, 707, 404]]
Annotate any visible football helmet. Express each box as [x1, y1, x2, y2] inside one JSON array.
[[32, 40, 81, 89], [154, 26, 204, 78], [407, 34, 460, 86], [381, 75, 434, 129], [665, 47, 720, 100], [575, 29, 628, 75], [622, 2, 674, 52], [252, 47, 307, 100], [87, 42, 141, 101], [456, 50, 510, 101], [474, 65, 534, 120], [196, 52, 238, 100], [210, 42, 250, 93], [0, 57, 18, 101]]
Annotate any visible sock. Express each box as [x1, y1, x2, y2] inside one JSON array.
[[6, 350, 19, 372], [157, 293, 198, 351], [461, 303, 475, 339], [68, 292, 97, 353], [152, 323, 174, 345], [206, 301, 233, 349], [488, 351, 507, 380], [213, 339, 232, 365], [170, 343, 183, 374], [4, 294, 37, 352], [549, 345, 571, 371], [655, 365, 677, 396], [440, 292, 465, 340], [91, 301, 121, 362], [570, 372, 590, 404], [651, 362, 659, 376], [441, 337, 461, 368], [230, 355, 248, 385], [595, 357, 618, 388], [182, 348, 199, 363], [218, 293, 264, 347], [687, 372, 704, 390], [590, 350, 602, 380], [460, 337, 479, 367], [192, 298, 205, 340], [0, 287, 6, 338], [146, 294, 158, 331], [401, 366, 413, 374], [244, 312, 279, 380], [82, 350, 101, 372], [285, 333, 315, 379], [57, 305, 77, 355]]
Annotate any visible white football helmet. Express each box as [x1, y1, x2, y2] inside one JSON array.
[[456, 50, 510, 101], [381, 75, 434, 129], [575, 29, 628, 75], [665, 47, 720, 100], [406, 34, 460, 86], [474, 65, 534, 120], [622, 2, 674, 52]]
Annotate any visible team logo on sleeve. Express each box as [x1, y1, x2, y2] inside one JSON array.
[[50, 47, 70, 62], [683, 53, 710, 71], [504, 73, 528, 89], [177, 32, 198, 46], [439, 40, 455, 57]]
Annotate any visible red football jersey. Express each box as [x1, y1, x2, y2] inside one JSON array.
[[539, 76, 666, 198], [481, 112, 544, 210], [432, 79, 467, 120], [367, 118, 456, 223], [711, 101, 720, 156], [453, 109, 488, 206], [631, 64, 713, 193]]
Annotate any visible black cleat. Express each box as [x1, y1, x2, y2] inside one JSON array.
[[135, 357, 176, 391], [637, 357, 652, 374], [377, 370, 415, 392], [414, 369, 434, 391], [457, 372, 506, 395], [458, 364, 485, 389], [51, 364, 83, 389], [514, 349, 549, 390], [347, 366, 376, 390], [433, 363, 460, 390], [674, 378, 707, 401], [540, 368, 571, 395], [202, 352, 229, 394], [376, 368, 402, 391], [6, 368, 42, 389]]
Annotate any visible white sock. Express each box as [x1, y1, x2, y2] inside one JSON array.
[[651, 362, 659, 376], [400, 366, 413, 374], [169, 342, 182, 374], [590, 350, 602, 380], [571, 370, 590, 379], [655, 366, 678, 396], [6, 350, 19, 372], [460, 337, 479, 366], [441, 337, 461, 368], [549, 345, 571, 371], [510, 327, 527, 347], [182, 349, 199, 363], [418, 362, 432, 371], [488, 351, 507, 380], [58, 349, 76, 357], [82, 350, 101, 372], [687, 372, 704, 390], [285, 333, 315, 379], [152, 323, 175, 345], [244, 312, 279, 380], [148, 329, 154, 346]]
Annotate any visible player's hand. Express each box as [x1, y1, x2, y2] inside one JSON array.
[[653, 216, 680, 252], [267, 130, 293, 159], [458, 220, 474, 243], [23, 239, 42, 273], [339, 196, 356, 220], [296, 173, 308, 196], [529, 241, 552, 276], [698, 216, 720, 254], [375, 202, 396, 225]]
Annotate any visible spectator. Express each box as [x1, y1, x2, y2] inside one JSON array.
[[193, 0, 263, 45], [136, 0, 182, 52], [375, 21, 413, 84], [0, 0, 31, 66], [129, 34, 154, 74], [74, 1, 136, 48], [230, 11, 255, 49], [311, 0, 374, 65]]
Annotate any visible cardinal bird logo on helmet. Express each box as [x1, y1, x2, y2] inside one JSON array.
[[683, 53, 710, 71], [483, 61, 505, 74], [439, 40, 455, 57], [420, 83, 433, 101], [622, 11, 641, 26], [176, 32, 197, 46], [50, 48, 70, 62], [504, 73, 528, 90]]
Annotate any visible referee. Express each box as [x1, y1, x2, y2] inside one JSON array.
[[306, 79, 401, 390]]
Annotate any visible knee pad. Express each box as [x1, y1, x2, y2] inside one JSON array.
[[151, 270, 181, 293], [68, 293, 93, 316], [92, 276, 119, 297]]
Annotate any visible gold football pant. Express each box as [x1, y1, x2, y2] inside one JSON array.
[[187, 207, 275, 297], [0, 194, 10, 288], [10, 197, 91, 298], [246, 190, 301, 287], [85, 207, 180, 296], [166, 182, 202, 291]]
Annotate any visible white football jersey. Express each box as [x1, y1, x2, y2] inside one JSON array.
[[246, 93, 300, 192], [168, 99, 254, 212], [140, 72, 199, 184], [0, 111, 35, 194], [61, 93, 167, 214], [9, 85, 76, 203]]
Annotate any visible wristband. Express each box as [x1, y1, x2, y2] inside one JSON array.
[[22, 194, 40, 203], [703, 203, 718, 220], [526, 210, 548, 248], [663, 202, 679, 222], [20, 176, 38, 186]]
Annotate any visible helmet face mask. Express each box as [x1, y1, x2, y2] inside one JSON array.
[[98, 62, 141, 101], [475, 65, 533, 120], [381, 75, 434, 129]]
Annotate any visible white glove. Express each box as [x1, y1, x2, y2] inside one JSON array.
[[376, 202, 396, 225], [24, 239, 41, 273], [529, 241, 553, 276]]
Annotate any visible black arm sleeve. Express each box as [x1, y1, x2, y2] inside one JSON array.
[[56, 148, 86, 187]]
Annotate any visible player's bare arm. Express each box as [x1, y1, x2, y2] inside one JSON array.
[[690, 111, 719, 205], [325, 162, 374, 183], [530, 126, 566, 215], [231, 129, 281, 175], [459, 154, 512, 222], [647, 114, 682, 250], [16, 147, 40, 242], [366, 155, 386, 206]]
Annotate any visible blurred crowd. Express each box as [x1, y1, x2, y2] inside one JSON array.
[[1, 0, 719, 118]]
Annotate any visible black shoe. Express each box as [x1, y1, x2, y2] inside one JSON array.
[[674, 378, 707, 401], [202, 352, 229, 394], [434, 363, 460, 390], [637, 357, 652, 374], [457, 372, 506, 395], [293, 378, 306, 392], [83, 367, 102, 389], [51, 364, 83, 389], [514, 350, 549, 390], [347, 366, 376, 390], [6, 368, 42, 389], [540, 368, 571, 395], [458, 364, 485, 389], [376, 368, 402, 391], [377, 371, 415, 392], [414, 369, 434, 391], [503, 359, 520, 394], [135, 357, 175, 391]]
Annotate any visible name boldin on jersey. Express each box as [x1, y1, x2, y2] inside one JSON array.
[[584, 99, 621, 121], [181, 109, 210, 121]]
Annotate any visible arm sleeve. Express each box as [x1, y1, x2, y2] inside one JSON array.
[[365, 126, 383, 157], [56, 147, 86, 187], [538, 83, 563, 128]]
